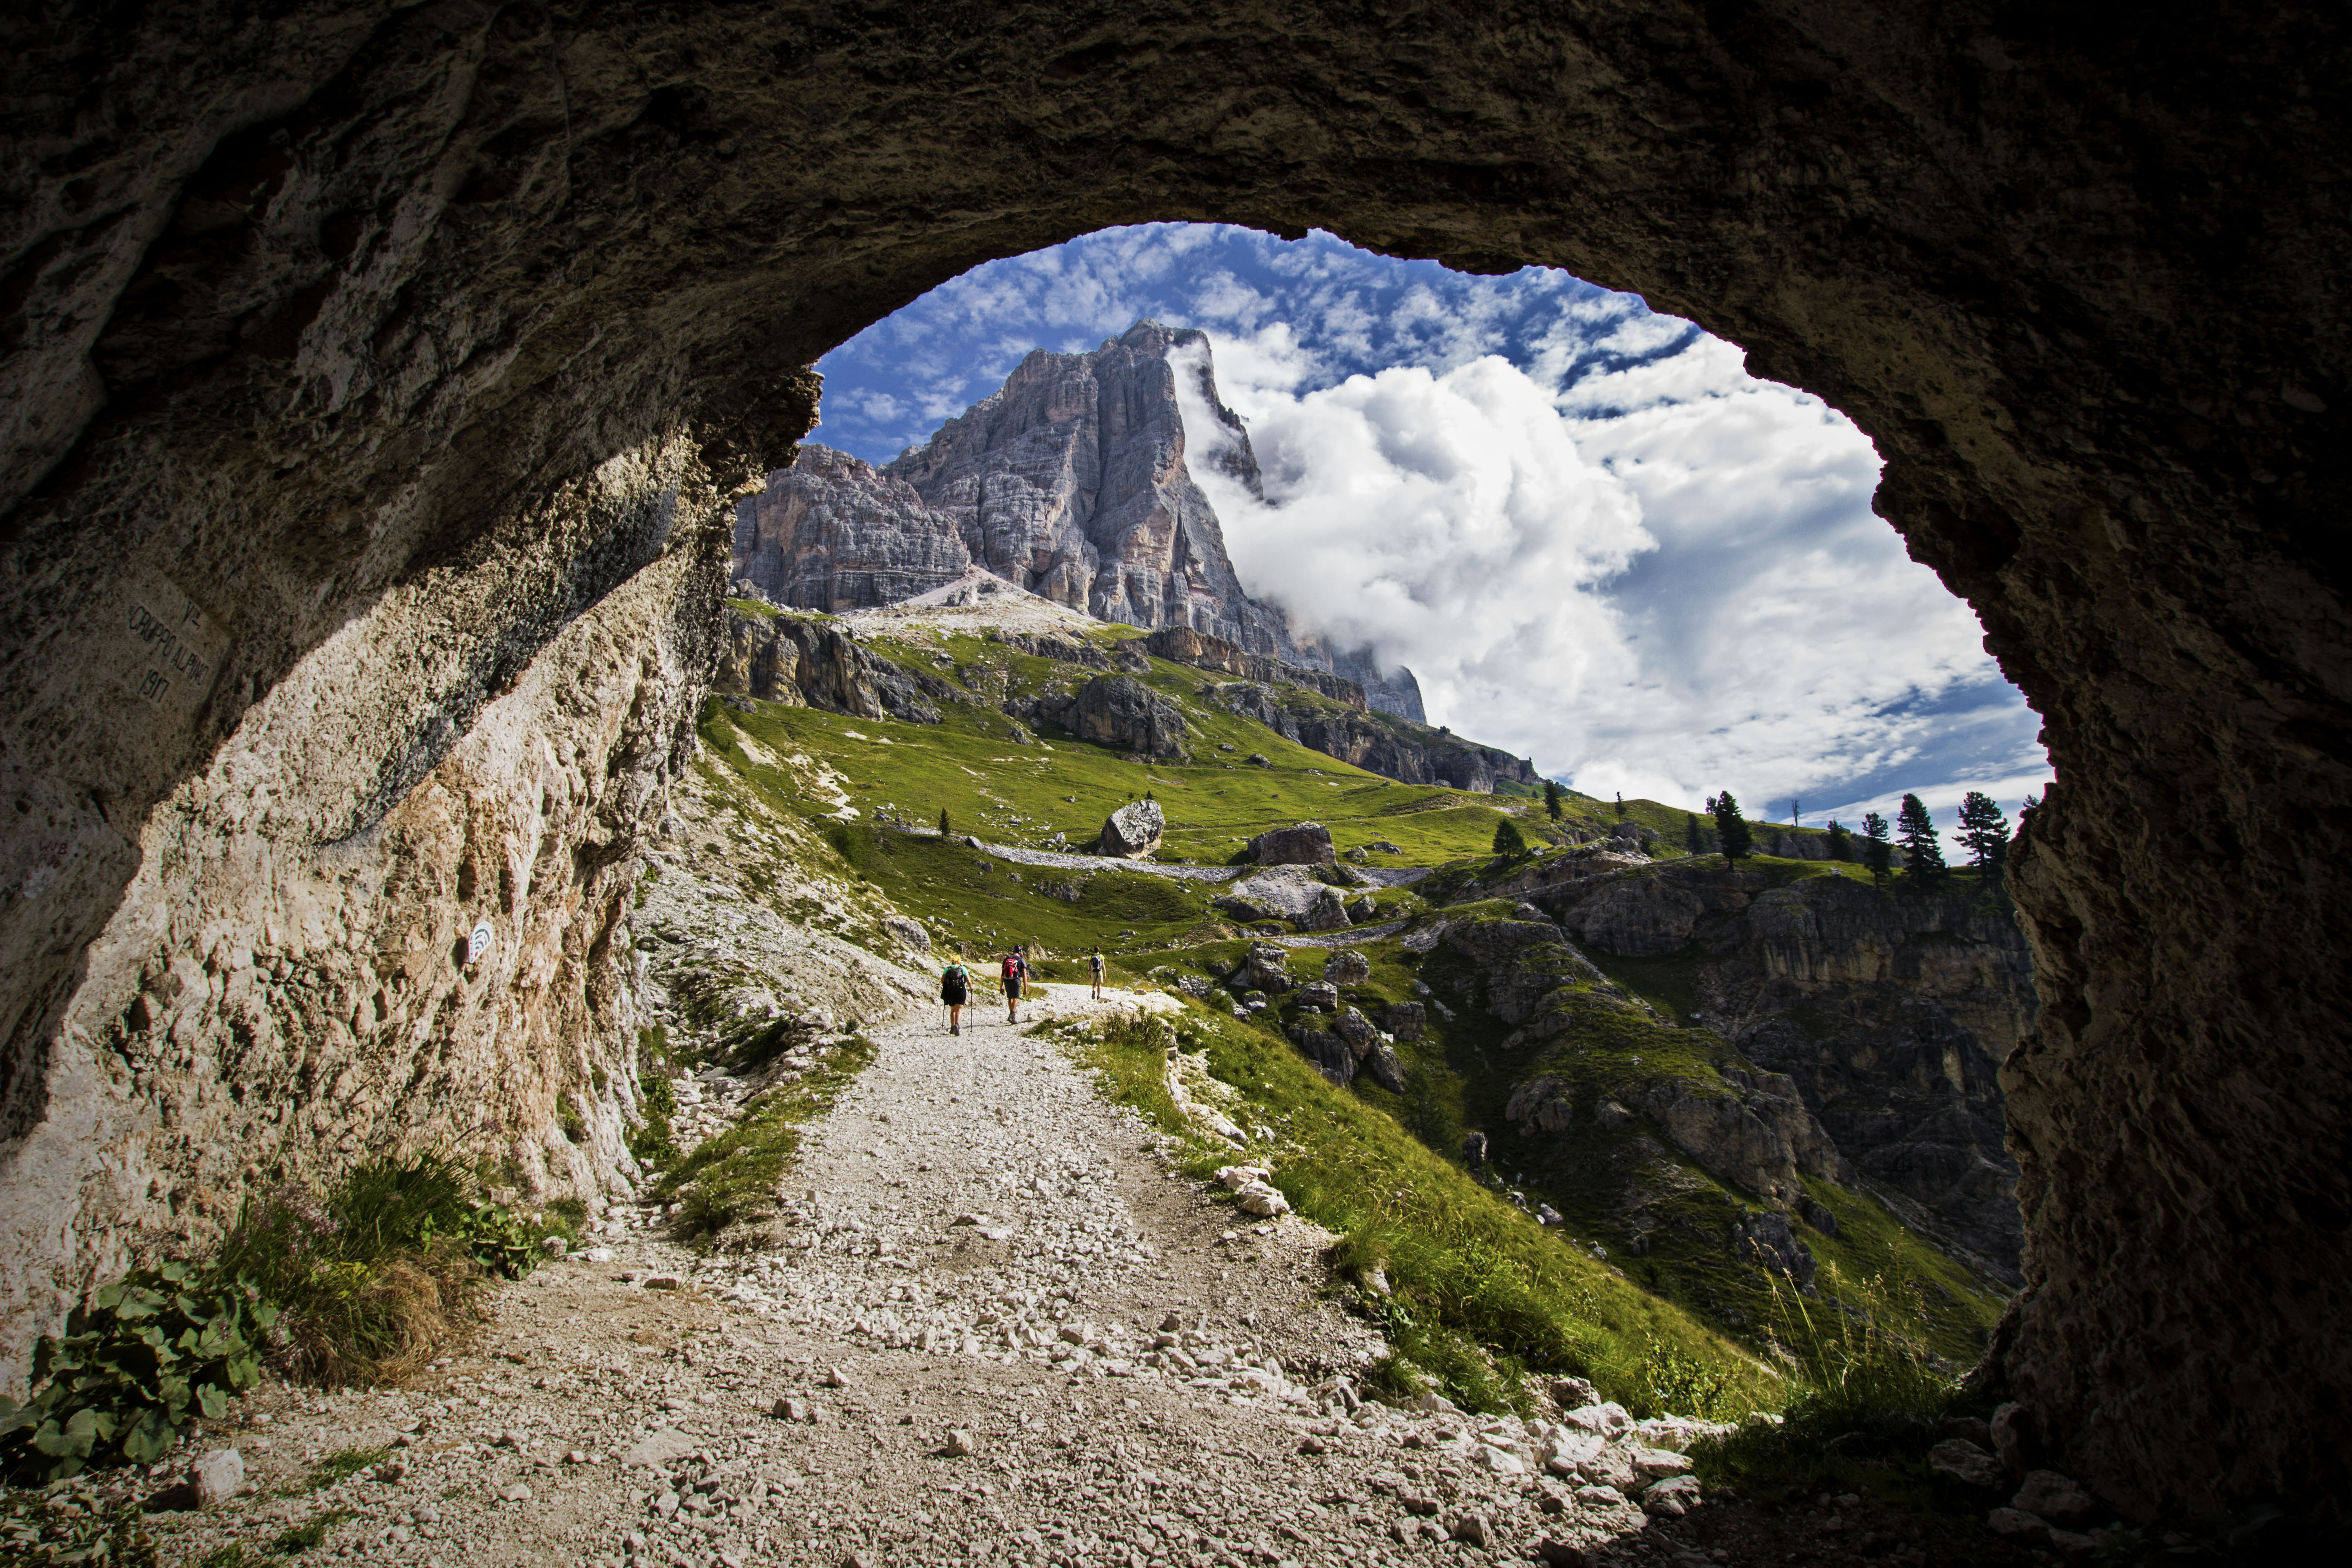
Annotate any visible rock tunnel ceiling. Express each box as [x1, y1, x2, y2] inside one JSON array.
[[1, 0, 2345, 1528]]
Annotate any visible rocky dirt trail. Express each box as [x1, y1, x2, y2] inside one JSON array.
[[146, 987, 1730, 1568]]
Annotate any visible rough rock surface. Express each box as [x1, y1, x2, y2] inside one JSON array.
[[715, 603, 947, 724], [1526, 864, 2034, 1279], [731, 446, 971, 610], [1216, 868, 1352, 933], [1250, 822, 1338, 867], [1147, 626, 1371, 711], [1, 454, 740, 1389], [882, 323, 1294, 653], [1219, 682, 1538, 794], [1098, 799, 1165, 860], [1029, 675, 1188, 757], [3, 0, 2346, 1520]]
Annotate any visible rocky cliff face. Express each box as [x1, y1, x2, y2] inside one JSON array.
[[877, 322, 1294, 655], [1217, 682, 1538, 794], [0, 435, 746, 1390], [733, 328, 1429, 724], [732, 447, 971, 611], [1520, 863, 2034, 1282], [715, 600, 950, 724]]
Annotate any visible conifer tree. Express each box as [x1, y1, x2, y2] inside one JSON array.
[[1825, 819, 1854, 862], [1544, 779, 1564, 820], [1614, 791, 1626, 820], [1685, 813, 1705, 857], [939, 807, 952, 837], [1957, 791, 2011, 871], [1493, 817, 1528, 858], [1711, 789, 1754, 868], [1860, 811, 1893, 884], [1895, 793, 1947, 883]]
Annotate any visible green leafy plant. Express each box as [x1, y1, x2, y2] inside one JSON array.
[[0, 1262, 273, 1482]]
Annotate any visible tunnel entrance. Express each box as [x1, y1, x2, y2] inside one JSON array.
[[1, 0, 2343, 1528]]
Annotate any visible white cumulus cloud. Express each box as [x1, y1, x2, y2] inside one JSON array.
[[1179, 328, 2038, 818]]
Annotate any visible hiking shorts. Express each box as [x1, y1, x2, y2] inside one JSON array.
[[1004, 977, 1024, 999]]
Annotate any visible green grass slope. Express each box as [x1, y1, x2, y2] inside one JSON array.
[[705, 619, 2011, 1419]]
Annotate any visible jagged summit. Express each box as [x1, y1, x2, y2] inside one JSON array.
[[733, 324, 1426, 722]]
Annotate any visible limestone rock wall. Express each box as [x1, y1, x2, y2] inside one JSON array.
[[881, 323, 1294, 654], [0, 436, 739, 1390], [1532, 864, 2034, 1281], [4, 0, 2347, 1519], [731, 447, 972, 611], [714, 605, 948, 724]]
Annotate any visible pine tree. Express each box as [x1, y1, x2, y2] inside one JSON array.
[[1860, 811, 1893, 884], [1956, 791, 2011, 872], [1895, 793, 1947, 883], [1825, 819, 1854, 862], [1685, 813, 1705, 857], [1614, 791, 1626, 820], [1711, 789, 1754, 868], [1493, 817, 1529, 858], [938, 807, 951, 837], [1544, 779, 1563, 821]]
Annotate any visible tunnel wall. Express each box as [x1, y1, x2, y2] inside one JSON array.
[[2, 0, 2345, 1520]]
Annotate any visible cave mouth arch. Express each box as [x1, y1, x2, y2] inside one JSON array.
[[1, 1, 2343, 1530]]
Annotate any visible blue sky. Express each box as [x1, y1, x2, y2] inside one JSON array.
[[809, 224, 2052, 839]]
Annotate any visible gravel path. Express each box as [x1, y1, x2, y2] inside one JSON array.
[[144, 988, 1710, 1568]]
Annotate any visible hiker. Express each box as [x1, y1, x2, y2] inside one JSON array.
[[1087, 946, 1106, 1001], [941, 952, 970, 1035], [1001, 947, 1029, 1024]]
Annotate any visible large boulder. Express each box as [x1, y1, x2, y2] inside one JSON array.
[[1099, 799, 1164, 858], [1249, 822, 1335, 865], [1229, 942, 1294, 994], [1290, 1020, 1357, 1086], [1061, 675, 1187, 755], [1379, 1001, 1427, 1041], [1215, 867, 1352, 931], [1635, 1069, 1851, 1204], [1361, 1043, 1407, 1093], [1324, 949, 1372, 985]]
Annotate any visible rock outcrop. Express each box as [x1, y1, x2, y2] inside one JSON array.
[[715, 604, 947, 725], [731, 447, 972, 610], [1215, 867, 1352, 932], [1024, 675, 1187, 757], [1521, 863, 2034, 1280], [1217, 683, 1537, 794], [733, 334, 1429, 722], [5, 0, 2345, 1521], [1145, 627, 1369, 710]]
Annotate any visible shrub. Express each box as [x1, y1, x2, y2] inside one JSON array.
[[0, 1262, 272, 1482]]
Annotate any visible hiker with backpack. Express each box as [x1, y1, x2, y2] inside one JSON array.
[[1001, 948, 1029, 1024], [1087, 946, 1106, 1001], [940, 952, 970, 1034]]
